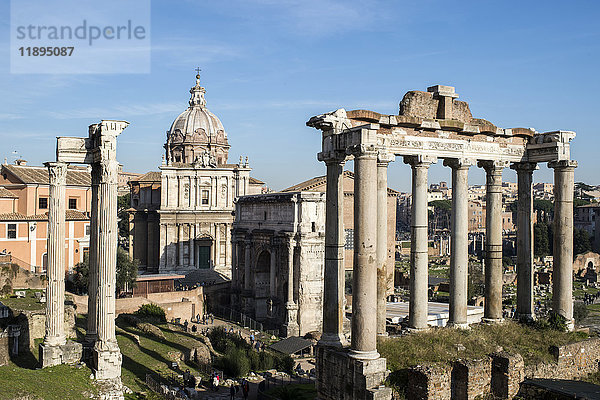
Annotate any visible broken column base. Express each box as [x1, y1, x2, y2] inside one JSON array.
[[39, 340, 83, 368], [316, 345, 392, 400], [93, 341, 122, 381], [94, 377, 126, 400]]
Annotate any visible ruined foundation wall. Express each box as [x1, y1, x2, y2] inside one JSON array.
[[405, 339, 600, 400]]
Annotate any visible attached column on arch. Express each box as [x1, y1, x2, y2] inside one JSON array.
[[376, 151, 394, 337], [404, 155, 436, 331], [318, 154, 347, 347], [511, 161, 537, 321], [444, 158, 473, 329], [479, 160, 508, 323], [283, 236, 299, 337], [549, 160, 577, 330]]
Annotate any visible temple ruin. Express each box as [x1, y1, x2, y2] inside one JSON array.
[[307, 85, 576, 400], [40, 120, 128, 398]]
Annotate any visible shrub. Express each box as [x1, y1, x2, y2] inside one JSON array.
[[217, 348, 250, 378], [276, 354, 295, 373], [548, 312, 568, 332], [574, 302, 589, 323], [134, 303, 166, 322]]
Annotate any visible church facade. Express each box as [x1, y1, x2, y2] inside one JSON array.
[[129, 74, 263, 278]]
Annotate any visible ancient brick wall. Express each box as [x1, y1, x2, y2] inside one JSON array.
[[405, 339, 600, 400], [406, 364, 451, 400], [451, 358, 491, 400]]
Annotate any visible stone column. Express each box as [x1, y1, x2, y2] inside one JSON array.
[[319, 158, 346, 347], [283, 238, 299, 337], [159, 223, 167, 271], [269, 247, 277, 297], [189, 224, 195, 269], [444, 158, 472, 328], [376, 153, 393, 336], [550, 160, 577, 330], [93, 156, 122, 380], [86, 163, 100, 344], [405, 156, 435, 330], [42, 162, 68, 359], [232, 239, 238, 285], [178, 224, 184, 268], [350, 148, 379, 360], [511, 162, 537, 321], [480, 160, 506, 323], [215, 224, 221, 268], [244, 241, 251, 290]]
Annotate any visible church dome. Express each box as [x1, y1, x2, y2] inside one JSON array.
[[165, 73, 230, 166]]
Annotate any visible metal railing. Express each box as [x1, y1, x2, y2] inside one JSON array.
[[145, 374, 188, 400], [210, 304, 265, 332], [257, 374, 315, 400]]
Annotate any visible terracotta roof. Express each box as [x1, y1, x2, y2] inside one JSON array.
[[281, 171, 399, 196], [133, 171, 161, 183], [0, 187, 17, 199], [2, 164, 91, 186], [0, 210, 89, 221], [249, 177, 265, 185]]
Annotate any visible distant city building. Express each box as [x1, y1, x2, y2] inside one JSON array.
[[0, 161, 91, 274], [129, 74, 264, 278]]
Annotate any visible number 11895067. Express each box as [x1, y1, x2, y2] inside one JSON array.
[[19, 47, 74, 56]]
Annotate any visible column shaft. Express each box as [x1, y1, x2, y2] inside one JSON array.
[[86, 164, 100, 343], [481, 162, 504, 322], [350, 151, 379, 359], [284, 240, 299, 336], [215, 224, 221, 268], [244, 242, 251, 290], [376, 160, 390, 336], [446, 159, 471, 328], [44, 162, 68, 347], [511, 162, 536, 320], [269, 247, 277, 297], [320, 159, 346, 347], [189, 224, 195, 269], [406, 158, 432, 330], [550, 160, 577, 329], [178, 224, 184, 267], [96, 160, 119, 345]]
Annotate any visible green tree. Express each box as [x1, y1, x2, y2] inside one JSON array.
[[534, 222, 549, 257], [116, 247, 139, 292], [573, 228, 592, 256], [72, 247, 138, 294]]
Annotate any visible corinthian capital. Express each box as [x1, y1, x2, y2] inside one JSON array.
[[98, 160, 119, 184], [45, 162, 68, 186]]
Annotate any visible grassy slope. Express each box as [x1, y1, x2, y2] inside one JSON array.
[[0, 314, 210, 399], [0, 359, 97, 400]]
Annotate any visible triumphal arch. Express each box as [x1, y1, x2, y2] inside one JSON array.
[[307, 85, 576, 400]]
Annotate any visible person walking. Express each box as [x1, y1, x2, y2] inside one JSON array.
[[230, 384, 236, 399], [242, 379, 249, 400]]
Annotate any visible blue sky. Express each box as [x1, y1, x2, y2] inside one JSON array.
[[1, 0, 599, 192]]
